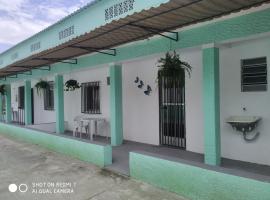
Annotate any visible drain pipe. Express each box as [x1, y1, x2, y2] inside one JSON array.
[[243, 131, 260, 142]]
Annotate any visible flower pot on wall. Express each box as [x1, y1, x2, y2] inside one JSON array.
[[157, 51, 192, 87], [64, 79, 81, 91], [35, 80, 50, 96]]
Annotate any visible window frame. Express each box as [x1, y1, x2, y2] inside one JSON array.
[[18, 86, 25, 109], [81, 81, 101, 114], [241, 57, 268, 92], [44, 81, 54, 111]]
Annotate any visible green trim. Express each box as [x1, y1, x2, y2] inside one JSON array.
[[1, 8, 270, 85], [5, 84, 11, 123], [0, 94, 2, 120], [54, 74, 65, 133], [203, 47, 220, 166], [24, 80, 32, 125], [110, 63, 123, 146], [0, 122, 112, 167], [130, 152, 270, 200]]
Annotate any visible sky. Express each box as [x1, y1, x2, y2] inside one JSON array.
[[0, 0, 94, 53]]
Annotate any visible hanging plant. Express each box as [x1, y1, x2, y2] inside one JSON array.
[[64, 79, 81, 91], [157, 51, 192, 87], [0, 85, 6, 95], [35, 80, 50, 96]]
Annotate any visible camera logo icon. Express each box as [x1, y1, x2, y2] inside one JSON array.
[[9, 184, 28, 193]]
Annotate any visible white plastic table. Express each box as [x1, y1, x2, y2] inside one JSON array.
[[81, 117, 106, 140]]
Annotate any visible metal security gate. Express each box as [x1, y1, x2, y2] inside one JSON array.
[[159, 75, 186, 149]]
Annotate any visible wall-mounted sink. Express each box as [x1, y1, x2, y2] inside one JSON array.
[[226, 116, 261, 142]]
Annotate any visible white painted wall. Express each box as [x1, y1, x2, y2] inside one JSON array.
[[179, 50, 204, 153], [122, 57, 160, 145], [220, 38, 270, 166], [11, 81, 23, 111], [32, 77, 56, 124]]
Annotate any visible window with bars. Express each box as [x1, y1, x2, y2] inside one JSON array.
[[241, 57, 267, 92], [44, 82, 54, 110], [18, 86, 24, 109], [81, 82, 101, 114]]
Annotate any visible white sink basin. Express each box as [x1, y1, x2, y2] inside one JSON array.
[[226, 116, 262, 142], [226, 116, 261, 123]]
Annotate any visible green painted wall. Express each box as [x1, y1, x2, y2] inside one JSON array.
[[5, 84, 11, 123], [130, 152, 270, 200], [54, 74, 65, 133], [203, 47, 220, 166], [1, 8, 270, 85], [24, 80, 32, 125], [0, 122, 112, 167], [110, 63, 123, 146], [0, 94, 2, 121]]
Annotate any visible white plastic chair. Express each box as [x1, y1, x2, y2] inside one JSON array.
[[73, 115, 84, 138]]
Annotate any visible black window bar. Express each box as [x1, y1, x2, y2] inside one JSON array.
[[44, 81, 54, 111], [18, 86, 25, 109], [81, 81, 101, 114]]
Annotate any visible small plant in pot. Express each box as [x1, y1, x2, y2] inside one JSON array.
[[35, 80, 50, 96], [0, 85, 6, 95], [64, 79, 81, 91], [157, 51, 192, 87]]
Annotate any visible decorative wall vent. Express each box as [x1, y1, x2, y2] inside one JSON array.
[[30, 42, 41, 52], [105, 0, 135, 21], [11, 52, 18, 60], [59, 25, 74, 40]]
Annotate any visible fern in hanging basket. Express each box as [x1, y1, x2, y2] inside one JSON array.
[[64, 79, 81, 91], [35, 80, 50, 96], [0, 85, 6, 95], [157, 51, 192, 87]]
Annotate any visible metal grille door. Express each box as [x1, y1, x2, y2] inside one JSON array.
[[159, 75, 186, 149]]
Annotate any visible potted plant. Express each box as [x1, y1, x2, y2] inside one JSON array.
[[35, 80, 50, 96], [157, 51, 192, 87], [0, 85, 6, 95], [64, 79, 80, 91]]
